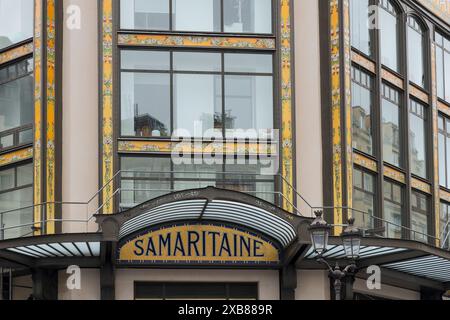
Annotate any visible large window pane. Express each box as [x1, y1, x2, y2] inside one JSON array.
[[121, 50, 170, 71], [408, 17, 425, 87], [353, 168, 375, 230], [120, 157, 172, 208], [352, 67, 373, 155], [223, 0, 272, 34], [438, 116, 447, 187], [0, 0, 34, 50], [173, 52, 221, 72], [0, 59, 34, 134], [120, 0, 170, 30], [383, 180, 403, 239], [411, 191, 429, 243], [225, 53, 273, 73], [381, 84, 401, 167], [379, 1, 399, 71], [225, 75, 273, 137], [173, 0, 221, 32], [174, 74, 222, 137], [409, 100, 427, 179], [0, 187, 33, 239], [350, 0, 372, 56], [441, 202, 450, 248], [121, 72, 171, 137]]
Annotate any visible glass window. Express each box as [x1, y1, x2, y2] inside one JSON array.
[[135, 282, 258, 300], [381, 83, 402, 167], [409, 100, 428, 179], [350, 0, 373, 56], [120, 0, 170, 31], [435, 32, 450, 103], [353, 167, 375, 230], [223, 0, 272, 34], [438, 115, 450, 188], [173, 0, 221, 32], [411, 191, 429, 243], [383, 180, 403, 239], [440, 202, 450, 248], [120, 50, 274, 139], [379, 0, 399, 72], [120, 0, 272, 34], [225, 75, 273, 138], [0, 0, 34, 50], [0, 59, 33, 151], [174, 73, 222, 136], [120, 156, 275, 208], [407, 17, 426, 88], [351, 66, 374, 155], [0, 163, 33, 240], [121, 72, 171, 138]]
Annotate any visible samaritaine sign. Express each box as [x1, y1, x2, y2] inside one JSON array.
[[117, 223, 280, 266]]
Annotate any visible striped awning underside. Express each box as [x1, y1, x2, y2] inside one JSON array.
[[383, 255, 450, 283], [305, 245, 408, 260], [119, 199, 297, 247], [6, 242, 100, 258]]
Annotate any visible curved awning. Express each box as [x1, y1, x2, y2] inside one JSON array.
[[98, 187, 304, 249]]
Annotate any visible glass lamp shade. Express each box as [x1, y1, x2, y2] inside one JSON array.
[[308, 211, 331, 255], [341, 218, 363, 260], [310, 229, 329, 255]]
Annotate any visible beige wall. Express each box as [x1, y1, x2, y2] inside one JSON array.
[[353, 278, 420, 300], [294, 0, 323, 217], [115, 269, 280, 300], [58, 269, 101, 300], [62, 0, 99, 233], [296, 270, 330, 300]]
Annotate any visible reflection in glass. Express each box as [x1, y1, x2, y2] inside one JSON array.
[[379, 0, 399, 71], [173, 0, 221, 32], [435, 32, 450, 103], [120, 0, 170, 30], [121, 72, 171, 137], [411, 191, 429, 243], [409, 100, 427, 179], [0, 0, 34, 50], [224, 75, 273, 138], [440, 202, 450, 248], [174, 74, 222, 137], [407, 17, 425, 87], [224, 53, 273, 73], [353, 168, 375, 230], [223, 0, 272, 34], [120, 157, 172, 208], [383, 180, 403, 239], [121, 50, 170, 71], [0, 59, 34, 134], [352, 67, 373, 155], [381, 84, 401, 167], [173, 52, 221, 72], [350, 0, 372, 56]]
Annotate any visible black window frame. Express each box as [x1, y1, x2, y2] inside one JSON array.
[[134, 282, 259, 300], [0, 57, 34, 153], [353, 166, 377, 229], [438, 113, 450, 189], [435, 30, 450, 104], [410, 190, 430, 243], [406, 15, 428, 89], [382, 178, 404, 239], [0, 161, 34, 240], [408, 99, 429, 180], [351, 64, 375, 156], [378, 0, 401, 73], [118, 48, 276, 141], [118, 0, 276, 36]]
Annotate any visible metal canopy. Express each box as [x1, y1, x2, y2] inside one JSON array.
[[99, 187, 304, 248], [383, 255, 450, 283], [119, 199, 298, 247], [304, 245, 408, 260], [0, 233, 103, 267]]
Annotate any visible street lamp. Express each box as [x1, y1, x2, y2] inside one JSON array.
[[309, 212, 363, 300]]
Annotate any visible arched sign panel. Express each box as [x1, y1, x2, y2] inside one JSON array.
[[117, 222, 281, 266]]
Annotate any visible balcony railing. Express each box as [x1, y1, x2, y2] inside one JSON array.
[[0, 170, 448, 250]]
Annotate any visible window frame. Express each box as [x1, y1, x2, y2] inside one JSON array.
[[378, 0, 401, 73], [0, 0, 34, 53], [118, 48, 276, 140], [406, 15, 429, 89], [408, 99, 429, 180], [382, 179, 404, 239], [118, 0, 276, 36], [0, 56, 34, 152], [351, 64, 375, 156], [0, 161, 33, 240], [438, 113, 450, 189], [353, 166, 377, 229], [410, 190, 430, 243], [435, 30, 450, 104]]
